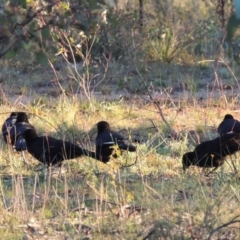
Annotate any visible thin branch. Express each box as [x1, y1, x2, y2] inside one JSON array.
[[119, 155, 138, 169], [135, 70, 177, 138], [207, 215, 240, 240]]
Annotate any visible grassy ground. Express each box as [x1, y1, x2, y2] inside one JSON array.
[[1, 0, 240, 238], [1, 87, 240, 239]]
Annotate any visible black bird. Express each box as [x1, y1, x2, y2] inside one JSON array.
[[22, 128, 109, 166], [2, 112, 36, 151], [95, 121, 136, 162], [2, 112, 18, 143], [218, 114, 240, 136], [182, 133, 240, 172]]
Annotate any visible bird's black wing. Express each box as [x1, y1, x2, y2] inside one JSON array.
[[9, 122, 36, 151], [28, 136, 106, 165], [96, 130, 136, 152], [96, 130, 125, 146], [218, 119, 240, 135], [195, 133, 240, 160], [2, 116, 17, 143], [117, 141, 136, 151], [218, 133, 240, 155], [27, 136, 83, 164]]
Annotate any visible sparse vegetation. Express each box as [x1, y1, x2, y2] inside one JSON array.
[[1, 0, 240, 239]]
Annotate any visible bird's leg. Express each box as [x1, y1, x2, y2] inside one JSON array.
[[21, 151, 28, 166]]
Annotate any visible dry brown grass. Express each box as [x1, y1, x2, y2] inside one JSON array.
[[0, 91, 240, 239]]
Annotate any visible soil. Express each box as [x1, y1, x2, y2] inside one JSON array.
[[1, 62, 239, 106]]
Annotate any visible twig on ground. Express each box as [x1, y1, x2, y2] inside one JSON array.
[[119, 155, 138, 169], [133, 68, 178, 139], [207, 215, 240, 240]]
